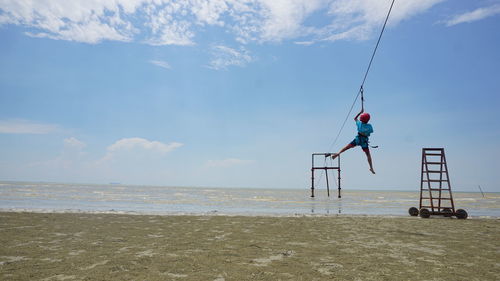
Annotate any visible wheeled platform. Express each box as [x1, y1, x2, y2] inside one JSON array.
[[409, 148, 467, 219]]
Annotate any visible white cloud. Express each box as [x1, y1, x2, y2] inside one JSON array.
[[101, 137, 183, 162], [444, 4, 500, 26], [317, 0, 445, 42], [256, 0, 324, 42], [107, 137, 183, 153], [64, 137, 86, 150], [145, 17, 195, 46], [294, 40, 315, 46], [149, 59, 171, 69], [0, 0, 137, 44], [191, 0, 229, 26], [206, 158, 254, 168], [24, 21, 131, 44], [0, 119, 59, 134], [207, 45, 253, 70], [0, 0, 445, 46]]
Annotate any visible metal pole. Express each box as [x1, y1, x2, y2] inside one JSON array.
[[325, 168, 330, 197], [419, 149, 424, 209], [338, 155, 341, 198], [311, 168, 315, 198], [478, 185, 485, 198], [438, 151, 443, 211], [311, 154, 315, 198]]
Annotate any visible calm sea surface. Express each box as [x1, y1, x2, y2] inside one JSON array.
[[0, 182, 498, 217]]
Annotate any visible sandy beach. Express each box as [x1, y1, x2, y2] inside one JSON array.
[[0, 212, 498, 280]]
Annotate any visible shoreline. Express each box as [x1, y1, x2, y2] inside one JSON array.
[[1, 208, 499, 219]]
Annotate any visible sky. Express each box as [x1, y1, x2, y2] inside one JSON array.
[[0, 0, 499, 192]]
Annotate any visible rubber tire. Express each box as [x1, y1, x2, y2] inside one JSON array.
[[442, 208, 453, 217], [456, 209, 468, 219], [408, 207, 419, 216], [419, 208, 431, 218]]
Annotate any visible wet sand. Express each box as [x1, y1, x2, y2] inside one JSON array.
[[0, 212, 498, 280]]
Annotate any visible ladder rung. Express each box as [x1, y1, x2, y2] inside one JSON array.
[[425, 170, 445, 173], [422, 180, 449, 182], [421, 188, 451, 191], [425, 153, 442, 156], [421, 197, 452, 200], [423, 148, 443, 151], [424, 162, 445, 164]]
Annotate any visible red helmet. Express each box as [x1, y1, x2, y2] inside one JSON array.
[[360, 113, 370, 123]]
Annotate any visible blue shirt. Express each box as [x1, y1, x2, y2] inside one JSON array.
[[356, 120, 373, 137]]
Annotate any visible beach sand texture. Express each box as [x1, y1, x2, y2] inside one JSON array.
[[0, 212, 498, 280]]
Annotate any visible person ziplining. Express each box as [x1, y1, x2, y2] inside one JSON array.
[[327, 108, 375, 174], [323, 0, 395, 176]]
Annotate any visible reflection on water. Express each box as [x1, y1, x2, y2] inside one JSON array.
[[0, 182, 498, 217]]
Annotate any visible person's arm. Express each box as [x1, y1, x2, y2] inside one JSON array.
[[354, 108, 364, 121]]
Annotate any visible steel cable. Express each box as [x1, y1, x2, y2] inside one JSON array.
[[315, 0, 396, 188]]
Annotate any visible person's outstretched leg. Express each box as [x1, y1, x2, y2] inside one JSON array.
[[331, 143, 355, 160], [363, 148, 375, 174]]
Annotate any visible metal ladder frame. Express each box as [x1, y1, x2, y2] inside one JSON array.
[[419, 148, 455, 214]]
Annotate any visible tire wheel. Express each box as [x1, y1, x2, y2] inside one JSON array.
[[419, 208, 431, 218], [442, 208, 453, 217], [456, 209, 468, 219], [408, 207, 419, 216]]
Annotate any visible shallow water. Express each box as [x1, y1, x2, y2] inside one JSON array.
[[0, 182, 498, 217]]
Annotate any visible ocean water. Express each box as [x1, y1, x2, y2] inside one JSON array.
[[0, 182, 498, 217]]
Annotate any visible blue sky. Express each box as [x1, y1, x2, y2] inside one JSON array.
[[0, 0, 499, 192]]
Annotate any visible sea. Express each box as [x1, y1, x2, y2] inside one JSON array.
[[0, 181, 498, 218]]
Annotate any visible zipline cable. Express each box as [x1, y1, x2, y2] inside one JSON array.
[[327, 0, 396, 152], [316, 0, 396, 188]]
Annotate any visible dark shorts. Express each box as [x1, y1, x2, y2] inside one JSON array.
[[350, 135, 369, 150]]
